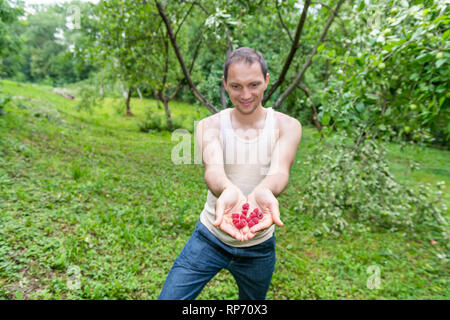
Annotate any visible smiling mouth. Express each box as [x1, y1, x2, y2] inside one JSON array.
[[240, 100, 254, 106]]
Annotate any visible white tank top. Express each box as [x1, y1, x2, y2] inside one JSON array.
[[199, 107, 276, 247]]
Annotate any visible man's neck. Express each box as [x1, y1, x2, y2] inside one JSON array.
[[231, 105, 267, 128]]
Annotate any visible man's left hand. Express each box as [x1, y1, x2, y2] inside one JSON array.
[[243, 187, 283, 241]]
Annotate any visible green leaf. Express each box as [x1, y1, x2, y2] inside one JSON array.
[[317, 43, 325, 53], [443, 29, 450, 40], [357, 1, 365, 11], [365, 93, 378, 101], [355, 102, 365, 113], [321, 112, 331, 126], [436, 59, 446, 68]]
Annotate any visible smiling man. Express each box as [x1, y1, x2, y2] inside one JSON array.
[[159, 47, 302, 300]]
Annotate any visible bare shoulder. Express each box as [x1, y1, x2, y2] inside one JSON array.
[[273, 110, 302, 137], [198, 112, 221, 130], [196, 112, 221, 142]]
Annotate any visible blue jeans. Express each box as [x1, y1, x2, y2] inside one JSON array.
[[158, 221, 276, 300]]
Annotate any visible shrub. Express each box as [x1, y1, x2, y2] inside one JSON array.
[[0, 95, 11, 116], [296, 136, 448, 245], [138, 109, 184, 133]]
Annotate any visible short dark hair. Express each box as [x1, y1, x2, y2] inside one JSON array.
[[223, 47, 267, 83]]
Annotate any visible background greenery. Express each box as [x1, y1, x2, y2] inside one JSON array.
[[0, 0, 449, 300]]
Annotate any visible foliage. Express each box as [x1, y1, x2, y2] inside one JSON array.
[[0, 0, 23, 75], [2, 1, 94, 84], [138, 106, 184, 133], [318, 0, 450, 147], [1, 81, 449, 299], [74, 80, 101, 112], [0, 92, 11, 115], [297, 135, 448, 246]]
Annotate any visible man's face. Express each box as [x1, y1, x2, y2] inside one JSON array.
[[223, 61, 269, 115]]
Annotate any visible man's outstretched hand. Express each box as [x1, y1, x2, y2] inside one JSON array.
[[214, 185, 248, 241], [244, 187, 283, 241], [214, 186, 283, 242]]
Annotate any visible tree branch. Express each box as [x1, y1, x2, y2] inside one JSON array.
[[174, 3, 195, 39], [167, 25, 206, 101], [296, 81, 322, 132], [275, 0, 294, 43], [272, 0, 345, 109], [263, 0, 311, 105], [155, 0, 218, 113]]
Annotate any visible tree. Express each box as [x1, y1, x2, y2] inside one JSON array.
[[2, 1, 94, 85], [0, 0, 24, 76], [155, 0, 219, 114], [93, 0, 159, 116], [318, 0, 449, 148]]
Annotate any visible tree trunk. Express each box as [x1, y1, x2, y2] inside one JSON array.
[[297, 83, 323, 138], [126, 87, 134, 116], [162, 99, 173, 131], [157, 90, 173, 131], [220, 84, 227, 109], [136, 86, 143, 99], [220, 36, 233, 109], [99, 81, 104, 99], [119, 81, 128, 99]]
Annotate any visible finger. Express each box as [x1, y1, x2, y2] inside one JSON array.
[[244, 230, 256, 241], [249, 218, 272, 233], [214, 200, 225, 226], [270, 202, 283, 227], [241, 225, 251, 242], [220, 221, 242, 241]]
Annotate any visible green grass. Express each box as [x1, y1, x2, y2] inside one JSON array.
[[0, 79, 448, 299]]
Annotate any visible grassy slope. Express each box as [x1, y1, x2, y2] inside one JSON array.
[[0, 80, 448, 300]]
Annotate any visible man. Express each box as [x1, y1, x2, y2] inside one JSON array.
[[159, 47, 302, 300]]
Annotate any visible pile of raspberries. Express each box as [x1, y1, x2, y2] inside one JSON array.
[[232, 203, 263, 229]]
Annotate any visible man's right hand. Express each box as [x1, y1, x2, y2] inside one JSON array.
[[214, 185, 248, 241]]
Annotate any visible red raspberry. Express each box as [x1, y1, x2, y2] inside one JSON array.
[[248, 217, 259, 228], [250, 212, 257, 218], [233, 218, 240, 226], [241, 209, 248, 216], [242, 203, 250, 210], [252, 208, 259, 215], [256, 211, 263, 220], [232, 213, 240, 219], [240, 214, 247, 221], [237, 219, 247, 229]]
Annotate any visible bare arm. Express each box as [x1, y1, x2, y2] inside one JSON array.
[[196, 117, 233, 197], [196, 117, 247, 240], [245, 116, 302, 237], [254, 116, 302, 196]]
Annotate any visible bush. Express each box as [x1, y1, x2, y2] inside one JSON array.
[[296, 136, 448, 245], [138, 109, 184, 133], [75, 83, 101, 113], [0, 95, 11, 116]]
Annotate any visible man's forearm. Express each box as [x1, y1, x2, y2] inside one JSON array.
[[253, 172, 289, 197], [204, 169, 234, 198]]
